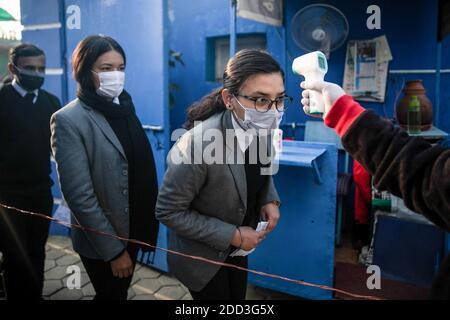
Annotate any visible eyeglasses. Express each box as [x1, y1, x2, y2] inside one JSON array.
[[234, 93, 293, 113]]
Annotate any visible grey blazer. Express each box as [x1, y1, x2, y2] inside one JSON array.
[[50, 99, 130, 261], [156, 110, 280, 291]]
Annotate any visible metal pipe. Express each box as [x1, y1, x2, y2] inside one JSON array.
[[22, 22, 62, 31], [229, 0, 237, 57], [142, 125, 164, 132], [435, 42, 442, 127], [389, 69, 450, 74], [280, 122, 306, 129]]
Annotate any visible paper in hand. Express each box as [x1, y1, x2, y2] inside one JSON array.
[[230, 221, 269, 257]]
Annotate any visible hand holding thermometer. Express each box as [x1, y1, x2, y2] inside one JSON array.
[[292, 51, 328, 114]]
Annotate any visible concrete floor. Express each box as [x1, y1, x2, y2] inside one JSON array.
[[41, 236, 300, 300]]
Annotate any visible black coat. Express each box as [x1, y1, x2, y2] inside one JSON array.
[[0, 84, 60, 196], [342, 110, 450, 299]]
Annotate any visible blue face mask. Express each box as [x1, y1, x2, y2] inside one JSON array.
[[233, 95, 284, 131]]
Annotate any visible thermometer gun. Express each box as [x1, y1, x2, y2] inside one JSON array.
[[292, 51, 328, 114]]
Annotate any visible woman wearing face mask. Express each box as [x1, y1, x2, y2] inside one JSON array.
[[156, 49, 288, 300], [50, 35, 159, 300]]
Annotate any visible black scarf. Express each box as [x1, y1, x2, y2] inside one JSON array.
[[78, 88, 159, 253]]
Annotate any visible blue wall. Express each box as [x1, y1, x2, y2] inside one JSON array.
[[169, 0, 449, 136], [286, 0, 449, 135], [169, 0, 287, 133], [20, 0, 65, 105]]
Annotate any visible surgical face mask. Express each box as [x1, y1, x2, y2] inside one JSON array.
[[14, 65, 45, 91], [233, 95, 284, 131], [94, 70, 125, 99]]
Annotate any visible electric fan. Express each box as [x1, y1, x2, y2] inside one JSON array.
[[291, 4, 349, 58]]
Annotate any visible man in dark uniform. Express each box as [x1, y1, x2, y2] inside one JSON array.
[[0, 43, 61, 299]]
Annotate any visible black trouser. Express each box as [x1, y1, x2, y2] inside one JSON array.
[[189, 255, 248, 300], [430, 253, 450, 299], [0, 192, 53, 300], [80, 245, 138, 300]]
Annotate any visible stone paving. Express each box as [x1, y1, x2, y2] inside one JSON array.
[[40, 236, 299, 300]]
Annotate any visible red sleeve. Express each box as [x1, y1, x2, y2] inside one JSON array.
[[353, 160, 372, 225], [324, 95, 365, 137]]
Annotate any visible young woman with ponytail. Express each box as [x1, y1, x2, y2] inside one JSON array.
[[156, 49, 292, 300]]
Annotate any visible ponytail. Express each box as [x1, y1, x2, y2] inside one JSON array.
[[183, 49, 283, 130], [183, 88, 226, 129]]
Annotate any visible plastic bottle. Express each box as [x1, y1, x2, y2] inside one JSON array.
[[407, 95, 421, 134]]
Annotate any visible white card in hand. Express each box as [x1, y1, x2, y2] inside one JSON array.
[[256, 221, 269, 232], [230, 221, 269, 257]]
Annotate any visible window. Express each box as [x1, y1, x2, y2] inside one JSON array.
[[206, 34, 267, 82]]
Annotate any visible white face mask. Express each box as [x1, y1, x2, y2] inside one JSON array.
[[233, 95, 284, 131], [94, 70, 125, 99]]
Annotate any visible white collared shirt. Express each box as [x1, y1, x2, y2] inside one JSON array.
[[12, 79, 39, 104], [231, 113, 254, 153]]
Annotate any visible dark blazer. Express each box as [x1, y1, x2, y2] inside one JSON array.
[[156, 110, 280, 291]]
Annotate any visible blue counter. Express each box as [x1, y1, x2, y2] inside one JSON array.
[[249, 140, 338, 300]]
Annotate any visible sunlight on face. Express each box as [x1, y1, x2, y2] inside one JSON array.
[[11, 55, 46, 78], [91, 50, 125, 89]]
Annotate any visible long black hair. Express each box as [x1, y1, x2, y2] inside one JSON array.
[[184, 49, 284, 129], [71, 35, 126, 91]]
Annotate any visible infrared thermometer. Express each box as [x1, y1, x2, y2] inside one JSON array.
[[292, 51, 328, 114]]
